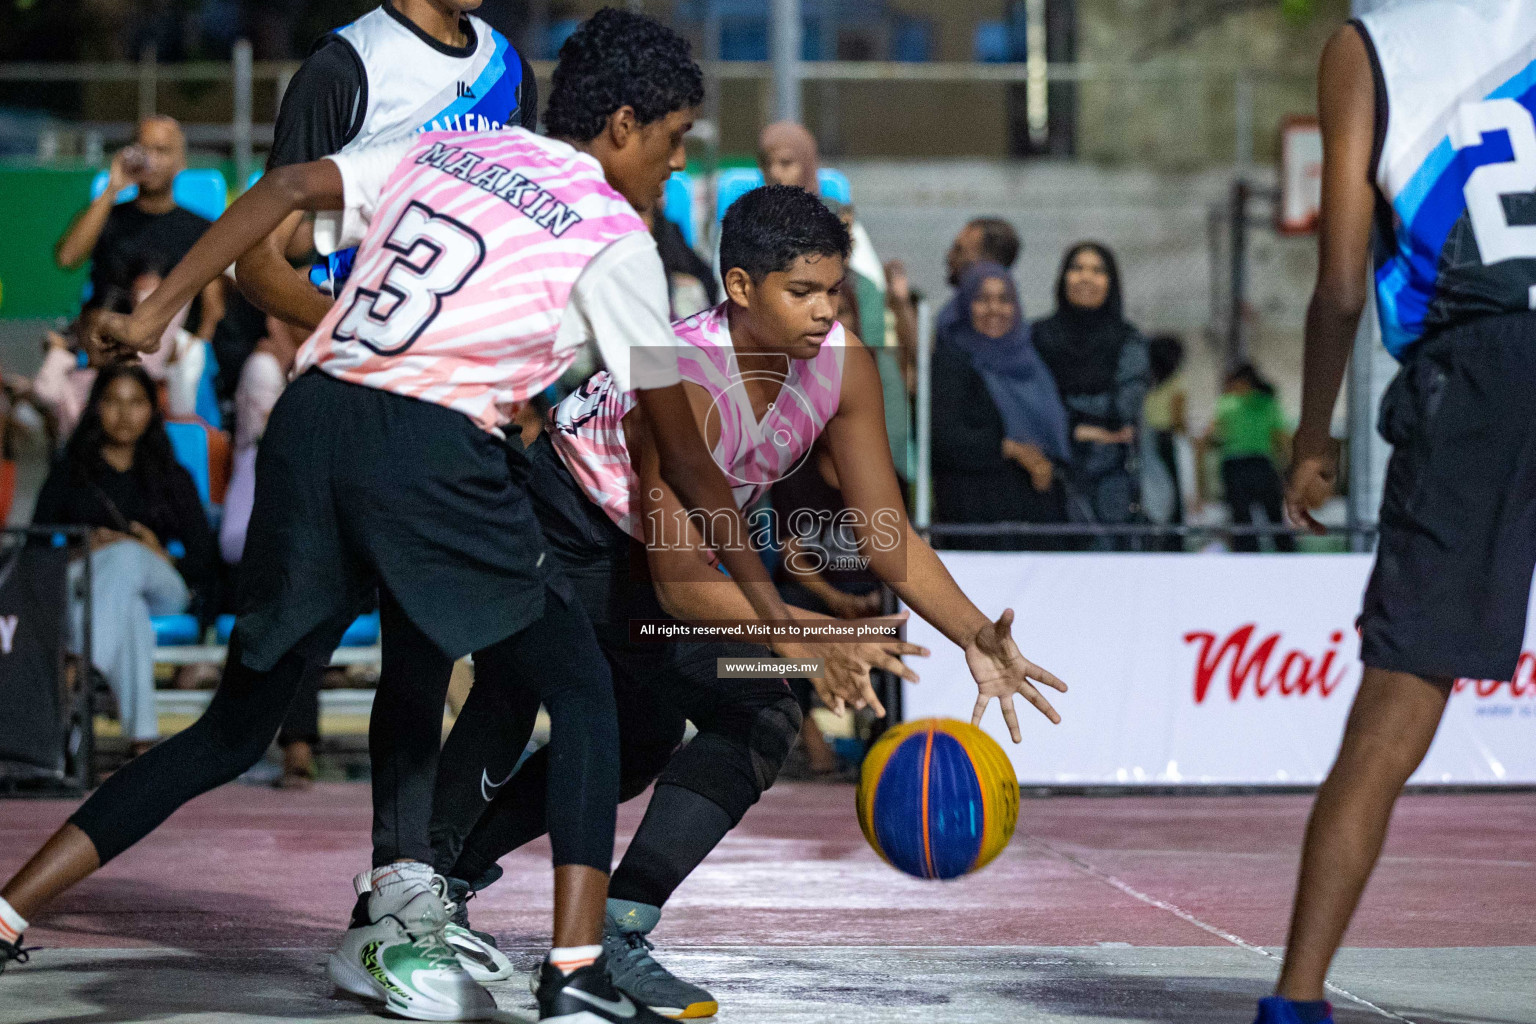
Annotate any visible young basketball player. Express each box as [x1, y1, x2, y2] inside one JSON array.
[[1265, 4, 1536, 1023], [421, 185, 1068, 1018], [0, 12, 803, 1024], [236, 0, 539, 790]]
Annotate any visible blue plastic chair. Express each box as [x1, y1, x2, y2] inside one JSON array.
[[164, 420, 214, 511], [194, 345, 222, 431], [714, 168, 763, 223], [215, 611, 380, 648], [714, 167, 852, 222], [817, 168, 852, 206], [152, 613, 202, 646], [663, 172, 696, 249], [90, 168, 229, 222], [340, 612, 381, 647]]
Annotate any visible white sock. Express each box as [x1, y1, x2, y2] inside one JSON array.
[[549, 944, 602, 975], [369, 861, 434, 895], [0, 896, 28, 944]]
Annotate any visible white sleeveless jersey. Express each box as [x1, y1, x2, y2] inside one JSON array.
[[334, 6, 525, 155], [316, 6, 527, 290], [1358, 0, 1536, 356]]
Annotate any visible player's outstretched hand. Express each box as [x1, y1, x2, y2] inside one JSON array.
[[808, 611, 928, 718], [90, 311, 162, 366], [1285, 430, 1340, 536], [964, 608, 1066, 741]]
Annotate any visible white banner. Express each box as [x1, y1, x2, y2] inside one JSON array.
[[902, 554, 1536, 785]]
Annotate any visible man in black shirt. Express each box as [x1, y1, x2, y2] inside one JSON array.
[[55, 116, 224, 342]]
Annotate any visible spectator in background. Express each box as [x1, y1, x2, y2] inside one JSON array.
[[1200, 363, 1295, 553], [1034, 242, 1151, 541], [946, 218, 1021, 286], [54, 116, 224, 344], [219, 316, 300, 567], [33, 289, 129, 444], [33, 364, 217, 757], [1143, 333, 1189, 546], [931, 262, 1069, 549]]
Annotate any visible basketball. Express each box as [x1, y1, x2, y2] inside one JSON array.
[[856, 718, 1019, 880]]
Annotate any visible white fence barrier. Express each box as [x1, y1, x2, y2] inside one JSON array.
[[903, 554, 1536, 786]]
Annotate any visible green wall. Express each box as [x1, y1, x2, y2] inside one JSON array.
[[0, 165, 99, 319]]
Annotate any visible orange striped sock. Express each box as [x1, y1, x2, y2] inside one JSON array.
[[0, 896, 26, 944], [549, 944, 601, 975]]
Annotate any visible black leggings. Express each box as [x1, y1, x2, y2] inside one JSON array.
[[70, 631, 325, 865], [432, 632, 800, 901], [70, 586, 618, 873]]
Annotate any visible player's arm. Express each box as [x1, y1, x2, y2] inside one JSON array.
[[632, 382, 801, 623], [233, 212, 333, 331], [232, 37, 364, 332], [824, 331, 1066, 738], [92, 161, 347, 358], [630, 396, 925, 716], [1287, 23, 1378, 533]]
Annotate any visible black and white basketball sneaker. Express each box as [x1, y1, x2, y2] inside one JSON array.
[[534, 953, 675, 1023], [0, 935, 29, 975]]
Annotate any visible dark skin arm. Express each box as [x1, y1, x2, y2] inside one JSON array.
[[1286, 24, 1377, 534], [631, 382, 800, 625], [233, 211, 333, 331], [826, 331, 1067, 738], [90, 160, 346, 358]]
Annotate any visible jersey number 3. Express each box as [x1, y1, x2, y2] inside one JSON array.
[[1453, 98, 1536, 266], [333, 201, 486, 355]]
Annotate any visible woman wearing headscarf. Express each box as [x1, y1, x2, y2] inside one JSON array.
[[931, 262, 1070, 550], [1033, 242, 1152, 541]]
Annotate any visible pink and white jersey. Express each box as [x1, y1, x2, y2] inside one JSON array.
[[295, 129, 666, 434], [552, 303, 847, 538]]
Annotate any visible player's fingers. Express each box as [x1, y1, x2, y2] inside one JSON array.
[[1027, 660, 1068, 693], [1017, 681, 1062, 725], [995, 607, 1015, 635], [858, 677, 887, 718], [971, 693, 991, 728], [884, 640, 929, 658], [871, 651, 919, 684], [1000, 696, 1023, 743]]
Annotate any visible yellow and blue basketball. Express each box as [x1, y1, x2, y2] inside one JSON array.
[[856, 718, 1019, 880]]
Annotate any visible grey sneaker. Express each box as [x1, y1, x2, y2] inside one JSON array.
[[602, 899, 718, 1019]]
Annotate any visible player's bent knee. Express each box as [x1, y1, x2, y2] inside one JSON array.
[[750, 695, 803, 792]]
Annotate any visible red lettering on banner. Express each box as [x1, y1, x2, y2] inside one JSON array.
[[1452, 652, 1536, 698], [1185, 626, 1348, 703]]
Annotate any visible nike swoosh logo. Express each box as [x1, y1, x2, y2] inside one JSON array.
[[480, 766, 517, 802], [565, 987, 637, 1018]]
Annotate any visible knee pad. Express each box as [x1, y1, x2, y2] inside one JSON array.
[[658, 695, 801, 824], [747, 695, 803, 792]]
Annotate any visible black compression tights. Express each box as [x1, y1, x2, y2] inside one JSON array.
[[70, 633, 322, 865], [418, 588, 621, 872]]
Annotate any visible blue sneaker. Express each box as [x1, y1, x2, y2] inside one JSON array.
[[1254, 996, 1334, 1024]]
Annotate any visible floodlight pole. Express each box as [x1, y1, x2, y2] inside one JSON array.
[[771, 0, 802, 124]]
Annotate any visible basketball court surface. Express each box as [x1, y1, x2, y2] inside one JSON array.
[[2, 782, 1531, 1024]]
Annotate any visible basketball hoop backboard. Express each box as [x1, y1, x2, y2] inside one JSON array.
[[1278, 116, 1323, 235]]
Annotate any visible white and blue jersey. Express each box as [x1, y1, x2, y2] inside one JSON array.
[[268, 4, 535, 290], [1359, 1, 1536, 358]]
